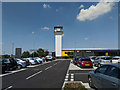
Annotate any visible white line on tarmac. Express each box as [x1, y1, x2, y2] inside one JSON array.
[[70, 79, 74, 81], [65, 79, 68, 81], [26, 70, 42, 80], [45, 66, 52, 70], [65, 75, 69, 79], [53, 63, 57, 65], [0, 69, 27, 77], [4, 86, 13, 90], [71, 75, 74, 79]]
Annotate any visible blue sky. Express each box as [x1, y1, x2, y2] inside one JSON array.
[[2, 2, 118, 55]]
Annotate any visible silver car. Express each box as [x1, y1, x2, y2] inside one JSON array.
[[94, 56, 112, 67], [88, 63, 120, 89]]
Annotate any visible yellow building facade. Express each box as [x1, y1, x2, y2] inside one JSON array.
[[62, 48, 111, 57]]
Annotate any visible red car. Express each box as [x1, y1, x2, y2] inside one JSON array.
[[77, 58, 93, 68]]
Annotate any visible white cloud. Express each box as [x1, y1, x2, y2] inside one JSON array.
[[32, 32, 35, 34], [41, 27, 50, 30], [43, 3, 51, 8], [79, 4, 84, 9], [77, 1, 114, 21], [85, 37, 88, 40]]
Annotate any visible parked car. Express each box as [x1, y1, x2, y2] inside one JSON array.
[[89, 56, 96, 63], [34, 57, 43, 64], [77, 58, 93, 68], [21, 58, 30, 66], [2, 58, 18, 71], [45, 56, 53, 62], [73, 57, 81, 65], [0, 59, 8, 73], [15, 58, 27, 69], [41, 57, 45, 62], [26, 58, 37, 65], [94, 56, 112, 67], [88, 63, 120, 89], [112, 56, 120, 63]]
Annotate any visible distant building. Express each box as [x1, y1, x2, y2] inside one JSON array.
[[62, 48, 120, 57], [15, 48, 22, 58]]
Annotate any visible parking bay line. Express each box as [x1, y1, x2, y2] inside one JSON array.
[[4, 86, 13, 90], [0, 69, 27, 77], [45, 66, 52, 70], [26, 70, 42, 80]]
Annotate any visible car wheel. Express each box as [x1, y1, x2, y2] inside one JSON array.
[[17, 65, 22, 69], [88, 77, 94, 88]]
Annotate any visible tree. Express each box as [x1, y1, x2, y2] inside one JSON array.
[[22, 51, 30, 58], [44, 50, 49, 56], [2, 54, 10, 58], [30, 52, 39, 57], [37, 48, 49, 57]]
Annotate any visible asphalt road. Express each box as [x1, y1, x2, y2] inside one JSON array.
[[68, 70, 93, 83], [2, 60, 70, 89]]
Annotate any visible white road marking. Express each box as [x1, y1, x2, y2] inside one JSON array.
[[4, 86, 13, 90], [45, 66, 52, 70], [65, 79, 68, 81], [65, 75, 69, 79], [70, 79, 74, 81], [53, 63, 57, 65], [26, 70, 42, 80], [71, 75, 74, 79], [0, 69, 27, 77], [66, 74, 69, 76]]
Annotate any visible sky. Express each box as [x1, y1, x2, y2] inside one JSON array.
[[2, 2, 118, 55]]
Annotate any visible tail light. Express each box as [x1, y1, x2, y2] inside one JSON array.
[[100, 60, 103, 62]]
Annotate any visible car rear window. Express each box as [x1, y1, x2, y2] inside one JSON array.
[[81, 59, 91, 61]]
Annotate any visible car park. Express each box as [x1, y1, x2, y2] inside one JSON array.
[[77, 58, 93, 68], [94, 56, 112, 67], [15, 58, 27, 69], [26, 58, 38, 65], [0, 59, 8, 73], [45, 56, 53, 62], [2, 58, 18, 71], [88, 63, 120, 89], [21, 58, 30, 66], [35, 57, 43, 64], [89, 56, 96, 63], [73, 57, 81, 65], [112, 56, 120, 63]]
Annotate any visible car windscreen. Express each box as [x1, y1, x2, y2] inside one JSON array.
[[2, 59, 9, 63], [91, 57, 96, 59], [81, 59, 91, 61]]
